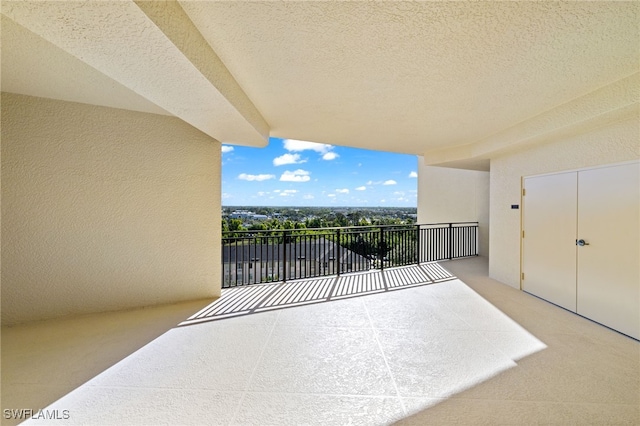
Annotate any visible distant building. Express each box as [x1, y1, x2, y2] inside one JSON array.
[[222, 237, 371, 286], [229, 210, 269, 221]]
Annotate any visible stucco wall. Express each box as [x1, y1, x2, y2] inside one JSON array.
[[417, 162, 490, 256], [1, 93, 221, 325], [489, 116, 639, 288]]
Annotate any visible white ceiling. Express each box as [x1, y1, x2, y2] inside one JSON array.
[[2, 1, 638, 169]]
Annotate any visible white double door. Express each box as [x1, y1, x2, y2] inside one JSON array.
[[522, 162, 639, 340]]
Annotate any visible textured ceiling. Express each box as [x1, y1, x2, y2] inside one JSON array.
[[2, 1, 638, 167], [1, 0, 269, 147], [179, 1, 638, 155], [1, 15, 169, 116]]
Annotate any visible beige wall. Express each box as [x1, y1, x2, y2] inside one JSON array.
[[417, 162, 490, 256], [489, 116, 639, 288], [1, 93, 222, 325]]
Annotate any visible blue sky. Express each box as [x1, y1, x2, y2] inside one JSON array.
[[221, 138, 417, 207]]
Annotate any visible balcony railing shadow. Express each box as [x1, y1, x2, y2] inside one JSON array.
[[180, 262, 457, 326]]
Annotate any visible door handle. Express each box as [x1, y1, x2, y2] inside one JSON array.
[[576, 239, 589, 246]]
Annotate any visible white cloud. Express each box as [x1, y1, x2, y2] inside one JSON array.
[[409, 171, 418, 178], [283, 139, 338, 161], [383, 180, 397, 185], [283, 189, 298, 194], [283, 139, 332, 154], [238, 173, 275, 181], [273, 153, 306, 166], [355, 186, 366, 191], [303, 194, 315, 199], [336, 188, 349, 194], [280, 169, 311, 182], [327, 194, 336, 197], [394, 191, 405, 195], [366, 180, 375, 185], [257, 191, 269, 196], [221, 146, 234, 153], [322, 152, 339, 161]]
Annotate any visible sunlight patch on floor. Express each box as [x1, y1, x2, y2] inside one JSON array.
[[21, 270, 548, 425]]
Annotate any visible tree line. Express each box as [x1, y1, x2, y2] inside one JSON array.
[[222, 210, 419, 265], [222, 211, 416, 234]]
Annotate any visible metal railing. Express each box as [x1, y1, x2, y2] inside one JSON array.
[[222, 222, 478, 288]]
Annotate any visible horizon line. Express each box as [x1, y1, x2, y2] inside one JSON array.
[[222, 205, 417, 209]]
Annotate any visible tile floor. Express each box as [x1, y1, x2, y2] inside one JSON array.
[[2, 257, 639, 425]]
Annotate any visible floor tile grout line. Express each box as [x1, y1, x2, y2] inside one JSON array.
[[228, 310, 281, 425], [81, 383, 630, 406], [361, 296, 407, 415], [426, 280, 512, 355]]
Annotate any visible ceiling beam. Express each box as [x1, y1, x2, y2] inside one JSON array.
[[1, 0, 269, 147], [423, 73, 640, 166]]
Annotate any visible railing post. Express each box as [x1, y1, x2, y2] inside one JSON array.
[[415, 224, 421, 265], [336, 228, 341, 276], [282, 230, 288, 283], [475, 224, 479, 256], [235, 238, 240, 287], [448, 223, 453, 260], [379, 227, 385, 271]]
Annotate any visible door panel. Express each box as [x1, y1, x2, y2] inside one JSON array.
[[577, 163, 640, 339], [523, 173, 577, 312]]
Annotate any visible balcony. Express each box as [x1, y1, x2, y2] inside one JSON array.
[[222, 223, 478, 288], [2, 257, 638, 425], [2, 2, 638, 424]]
